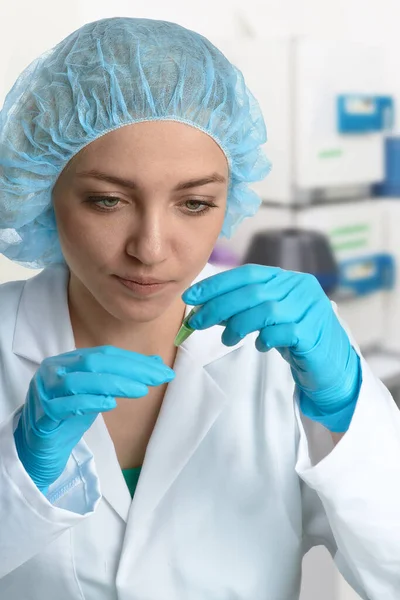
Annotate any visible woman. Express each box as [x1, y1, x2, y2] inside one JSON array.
[[0, 17, 399, 600]]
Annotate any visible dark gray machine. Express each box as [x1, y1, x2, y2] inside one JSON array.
[[242, 228, 339, 297]]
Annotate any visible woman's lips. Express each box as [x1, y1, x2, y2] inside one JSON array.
[[114, 275, 171, 296]]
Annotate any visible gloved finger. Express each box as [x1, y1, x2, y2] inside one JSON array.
[[45, 371, 161, 400], [43, 349, 175, 385], [34, 401, 105, 434], [220, 295, 305, 346], [189, 286, 264, 331], [220, 304, 274, 347], [189, 274, 299, 331], [182, 264, 282, 305], [256, 324, 300, 352], [36, 393, 119, 431], [221, 326, 246, 347], [256, 296, 325, 354], [45, 346, 173, 378]]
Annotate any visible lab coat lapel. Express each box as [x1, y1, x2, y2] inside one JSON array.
[[13, 265, 75, 363], [117, 326, 246, 589], [125, 323, 246, 525], [83, 413, 132, 522]]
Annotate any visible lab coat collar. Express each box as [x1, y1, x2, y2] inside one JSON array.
[[13, 264, 75, 363], [123, 343, 236, 527], [12, 262, 245, 524]]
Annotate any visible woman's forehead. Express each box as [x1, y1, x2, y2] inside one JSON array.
[[82, 121, 227, 158], [67, 122, 229, 180]]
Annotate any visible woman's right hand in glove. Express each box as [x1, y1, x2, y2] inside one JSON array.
[[13, 346, 175, 494]]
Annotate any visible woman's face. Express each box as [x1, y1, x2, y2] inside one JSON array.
[[52, 121, 228, 323]]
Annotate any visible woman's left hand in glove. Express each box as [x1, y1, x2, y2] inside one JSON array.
[[183, 264, 362, 433]]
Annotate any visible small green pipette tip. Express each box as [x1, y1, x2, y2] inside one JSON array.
[[174, 307, 198, 347]]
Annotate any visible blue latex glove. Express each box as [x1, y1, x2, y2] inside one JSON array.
[[14, 346, 175, 494], [183, 265, 362, 433]]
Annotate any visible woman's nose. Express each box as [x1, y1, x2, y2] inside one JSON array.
[[125, 211, 169, 266]]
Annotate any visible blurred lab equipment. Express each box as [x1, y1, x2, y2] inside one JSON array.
[[373, 137, 400, 361], [217, 37, 393, 205], [242, 228, 339, 296]]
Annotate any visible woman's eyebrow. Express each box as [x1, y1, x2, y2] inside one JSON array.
[[75, 170, 226, 190], [174, 174, 226, 190]]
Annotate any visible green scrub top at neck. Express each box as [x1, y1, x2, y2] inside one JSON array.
[[122, 466, 142, 498]]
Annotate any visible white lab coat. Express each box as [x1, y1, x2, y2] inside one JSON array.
[[0, 263, 400, 600]]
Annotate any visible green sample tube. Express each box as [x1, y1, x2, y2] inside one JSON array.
[[174, 307, 198, 347]]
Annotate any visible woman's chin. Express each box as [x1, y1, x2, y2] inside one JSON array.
[[103, 293, 180, 324]]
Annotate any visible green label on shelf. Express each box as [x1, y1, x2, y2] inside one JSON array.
[[318, 149, 343, 159], [331, 239, 368, 251], [329, 224, 370, 237]]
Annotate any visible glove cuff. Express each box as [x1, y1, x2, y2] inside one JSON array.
[[14, 416, 60, 493], [299, 352, 362, 433]]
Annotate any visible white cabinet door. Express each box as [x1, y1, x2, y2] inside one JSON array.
[[294, 38, 384, 189]]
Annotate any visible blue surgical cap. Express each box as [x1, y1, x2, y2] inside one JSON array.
[[0, 17, 270, 268]]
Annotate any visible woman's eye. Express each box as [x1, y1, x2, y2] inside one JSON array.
[[86, 196, 121, 211], [183, 199, 216, 215]]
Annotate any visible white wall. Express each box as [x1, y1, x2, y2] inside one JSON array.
[[0, 3, 82, 101], [3, 0, 400, 89]]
